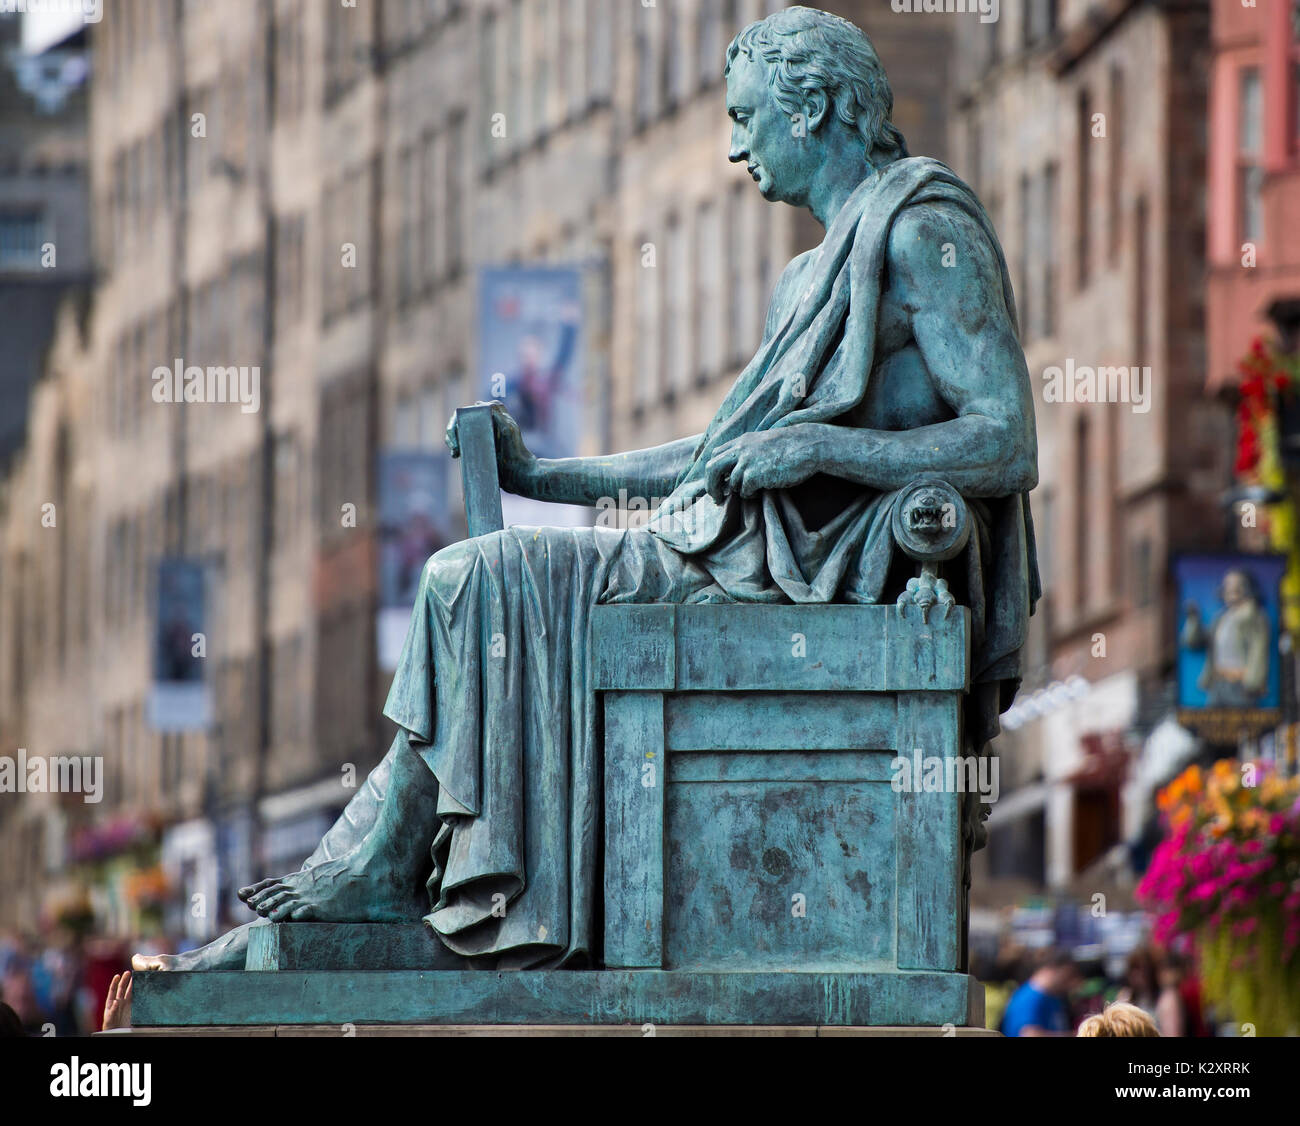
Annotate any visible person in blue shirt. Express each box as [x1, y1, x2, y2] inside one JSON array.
[[1000, 949, 1079, 1036]]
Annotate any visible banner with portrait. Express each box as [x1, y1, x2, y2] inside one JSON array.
[[1175, 554, 1287, 742]]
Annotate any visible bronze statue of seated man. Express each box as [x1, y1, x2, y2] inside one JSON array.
[[136, 6, 1038, 974]]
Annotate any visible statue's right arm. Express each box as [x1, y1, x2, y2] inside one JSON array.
[[520, 435, 702, 508], [448, 402, 699, 508]]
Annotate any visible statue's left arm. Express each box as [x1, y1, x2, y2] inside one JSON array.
[[706, 202, 1038, 501]]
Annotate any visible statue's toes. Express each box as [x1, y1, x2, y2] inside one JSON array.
[[247, 883, 289, 910], [238, 877, 278, 902], [265, 896, 302, 923], [131, 953, 167, 971]]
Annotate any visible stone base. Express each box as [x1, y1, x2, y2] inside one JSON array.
[[246, 922, 465, 971], [106, 1024, 998, 1037], [132, 967, 983, 1028]]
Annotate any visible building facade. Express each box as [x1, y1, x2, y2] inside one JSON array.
[[949, 0, 1233, 909]]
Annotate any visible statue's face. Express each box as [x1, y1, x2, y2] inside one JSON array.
[[726, 53, 813, 205]]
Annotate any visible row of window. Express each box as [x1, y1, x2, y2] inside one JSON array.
[[394, 116, 468, 309], [633, 182, 772, 412]]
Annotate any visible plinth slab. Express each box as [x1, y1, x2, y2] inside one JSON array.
[[132, 968, 981, 1028], [245, 922, 466, 971], [106, 1023, 998, 1037]]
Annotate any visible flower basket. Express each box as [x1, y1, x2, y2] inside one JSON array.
[[1137, 760, 1300, 1035]]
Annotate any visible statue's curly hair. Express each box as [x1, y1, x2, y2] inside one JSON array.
[[724, 6, 909, 161]]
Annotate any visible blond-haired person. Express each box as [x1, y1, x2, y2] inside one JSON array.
[[1078, 1002, 1160, 1037]]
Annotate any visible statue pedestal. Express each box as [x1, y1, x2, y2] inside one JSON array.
[[132, 960, 983, 1028], [111, 1023, 997, 1037], [133, 602, 980, 1031]]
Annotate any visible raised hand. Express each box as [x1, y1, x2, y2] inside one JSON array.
[[102, 971, 132, 1031]]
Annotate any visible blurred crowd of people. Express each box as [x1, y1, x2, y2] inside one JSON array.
[[0, 929, 162, 1035], [980, 942, 1214, 1037]]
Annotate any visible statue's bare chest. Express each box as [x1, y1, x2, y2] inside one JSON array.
[[845, 280, 951, 432]]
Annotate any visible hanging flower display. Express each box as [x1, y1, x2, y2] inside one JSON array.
[[1137, 760, 1300, 1035], [1234, 337, 1300, 633]]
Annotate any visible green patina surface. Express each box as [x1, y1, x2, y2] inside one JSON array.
[[133, 968, 981, 1028]]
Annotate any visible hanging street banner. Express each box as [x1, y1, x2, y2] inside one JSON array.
[[1175, 553, 1287, 743]]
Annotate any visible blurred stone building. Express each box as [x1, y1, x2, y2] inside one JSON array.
[[0, 11, 90, 468], [949, 0, 1233, 914], [0, 1, 950, 938]]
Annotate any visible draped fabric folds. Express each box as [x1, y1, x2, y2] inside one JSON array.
[[383, 158, 1041, 966]]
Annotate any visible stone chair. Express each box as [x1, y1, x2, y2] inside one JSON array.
[[454, 404, 983, 1028]]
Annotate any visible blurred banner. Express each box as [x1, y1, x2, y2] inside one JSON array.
[[377, 450, 452, 670], [478, 266, 588, 529], [147, 558, 211, 732], [1175, 553, 1287, 742]]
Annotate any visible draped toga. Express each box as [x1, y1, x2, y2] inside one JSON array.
[[383, 157, 1041, 967]]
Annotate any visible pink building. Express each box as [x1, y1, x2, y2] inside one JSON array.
[[1208, 0, 1300, 385]]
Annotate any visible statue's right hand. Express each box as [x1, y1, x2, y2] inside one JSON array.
[[487, 402, 537, 492], [445, 403, 537, 492]]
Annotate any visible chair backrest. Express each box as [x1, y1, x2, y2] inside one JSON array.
[[452, 403, 505, 538]]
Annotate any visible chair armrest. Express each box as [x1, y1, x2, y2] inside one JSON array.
[[451, 404, 505, 538]]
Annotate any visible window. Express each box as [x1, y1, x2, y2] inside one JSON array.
[[1134, 194, 1149, 363], [1018, 172, 1032, 344], [726, 184, 748, 365], [1238, 67, 1263, 244], [588, 0, 613, 105], [275, 212, 305, 326], [664, 213, 691, 400], [634, 233, 661, 413], [0, 209, 45, 269], [1075, 414, 1090, 616], [698, 0, 733, 88], [507, 0, 524, 148], [397, 146, 419, 306], [695, 200, 723, 381], [445, 114, 466, 277], [1042, 162, 1058, 338], [480, 9, 499, 167], [1108, 66, 1124, 264], [635, 7, 654, 128], [1076, 89, 1092, 290], [422, 130, 443, 287], [325, 0, 370, 105], [533, 0, 553, 138], [564, 0, 585, 119]]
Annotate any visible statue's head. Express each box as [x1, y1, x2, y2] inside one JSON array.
[[724, 6, 908, 204]]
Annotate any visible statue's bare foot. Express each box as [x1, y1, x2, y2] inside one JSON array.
[[131, 921, 260, 972], [238, 843, 423, 923]]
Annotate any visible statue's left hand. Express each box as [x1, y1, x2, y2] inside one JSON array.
[[705, 429, 818, 501]]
